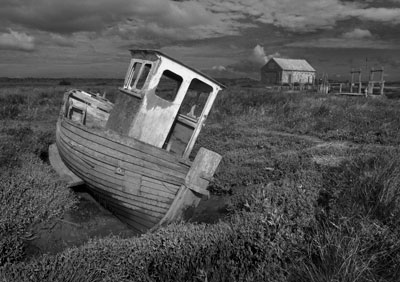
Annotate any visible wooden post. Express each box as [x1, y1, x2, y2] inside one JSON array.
[[368, 67, 374, 95], [350, 68, 354, 93], [325, 73, 329, 94], [318, 73, 328, 94], [368, 82, 374, 95]]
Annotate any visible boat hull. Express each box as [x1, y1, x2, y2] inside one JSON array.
[[55, 118, 215, 233]]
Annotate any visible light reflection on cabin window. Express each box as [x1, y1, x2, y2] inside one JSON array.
[[155, 70, 182, 102], [136, 64, 151, 89]]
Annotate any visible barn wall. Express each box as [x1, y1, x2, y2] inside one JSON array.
[[261, 61, 282, 85], [281, 71, 315, 84], [261, 71, 280, 84]]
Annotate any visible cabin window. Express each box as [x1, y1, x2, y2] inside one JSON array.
[[155, 70, 182, 102], [163, 79, 213, 156], [129, 62, 141, 88], [68, 106, 86, 124], [128, 62, 152, 90], [180, 79, 212, 120]]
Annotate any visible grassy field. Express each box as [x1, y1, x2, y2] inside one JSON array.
[[1, 79, 400, 281]]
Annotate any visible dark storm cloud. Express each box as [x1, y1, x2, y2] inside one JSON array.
[[0, 0, 139, 34]]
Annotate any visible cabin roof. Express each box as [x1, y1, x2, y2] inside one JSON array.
[[265, 58, 315, 72], [129, 49, 226, 89]]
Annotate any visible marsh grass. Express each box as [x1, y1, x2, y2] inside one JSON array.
[[211, 88, 400, 144], [0, 87, 60, 120], [1, 212, 302, 282], [292, 217, 400, 282], [0, 85, 79, 266], [297, 149, 400, 282], [318, 149, 400, 225], [1, 82, 400, 281], [0, 153, 77, 265]]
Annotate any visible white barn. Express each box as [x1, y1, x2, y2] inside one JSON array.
[[261, 58, 316, 85]]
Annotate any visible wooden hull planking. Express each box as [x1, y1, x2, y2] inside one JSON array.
[[56, 119, 195, 233]]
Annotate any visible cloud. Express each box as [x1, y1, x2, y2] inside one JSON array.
[[108, 0, 251, 43], [252, 45, 268, 64], [1, 0, 400, 80], [227, 45, 281, 75], [251, 45, 280, 65], [203, 67, 244, 79], [0, 0, 243, 43], [205, 0, 348, 32], [0, 29, 34, 51], [49, 34, 75, 47], [2, 0, 400, 48], [286, 27, 397, 49], [348, 7, 400, 23], [212, 65, 226, 71], [342, 28, 372, 39], [286, 37, 396, 49], [0, 0, 146, 34], [206, 0, 400, 32]]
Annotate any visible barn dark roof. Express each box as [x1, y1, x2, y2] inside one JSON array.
[[266, 58, 315, 72]]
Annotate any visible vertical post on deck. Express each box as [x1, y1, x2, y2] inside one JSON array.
[[380, 67, 385, 95], [368, 67, 374, 95]]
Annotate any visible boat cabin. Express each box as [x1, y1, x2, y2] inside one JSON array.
[[63, 50, 224, 159]]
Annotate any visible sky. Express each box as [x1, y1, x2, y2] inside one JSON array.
[[1, 0, 400, 81]]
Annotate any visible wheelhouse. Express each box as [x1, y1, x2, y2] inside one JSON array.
[[63, 50, 225, 159]]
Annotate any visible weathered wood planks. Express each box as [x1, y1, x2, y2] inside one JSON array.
[[62, 119, 189, 172], [55, 119, 193, 231], [60, 124, 186, 183], [57, 136, 174, 212], [49, 143, 84, 187]]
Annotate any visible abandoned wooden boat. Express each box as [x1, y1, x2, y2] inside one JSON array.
[[49, 50, 224, 233]]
